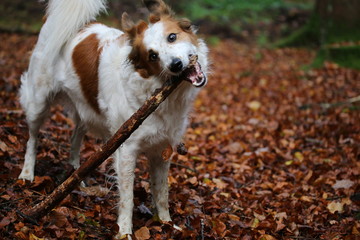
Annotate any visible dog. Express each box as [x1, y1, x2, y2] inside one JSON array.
[[18, 0, 208, 237]]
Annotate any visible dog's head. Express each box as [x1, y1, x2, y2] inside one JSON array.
[[122, 0, 206, 87]]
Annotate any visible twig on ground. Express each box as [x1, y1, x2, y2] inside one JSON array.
[[170, 162, 197, 173], [299, 95, 360, 110]]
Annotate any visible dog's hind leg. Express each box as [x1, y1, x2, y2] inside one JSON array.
[[146, 148, 172, 222], [18, 75, 51, 182], [69, 113, 86, 169]]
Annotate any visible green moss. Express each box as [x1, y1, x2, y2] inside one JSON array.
[[328, 46, 360, 70], [310, 46, 360, 70], [276, 14, 322, 47]]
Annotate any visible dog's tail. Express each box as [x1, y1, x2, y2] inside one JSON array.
[[40, 0, 107, 64]]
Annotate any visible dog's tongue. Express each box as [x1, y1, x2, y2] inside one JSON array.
[[183, 56, 207, 87]]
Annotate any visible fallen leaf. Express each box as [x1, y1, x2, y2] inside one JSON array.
[[274, 212, 287, 221], [212, 178, 227, 189], [49, 208, 70, 228], [254, 212, 266, 221], [161, 144, 173, 161], [251, 218, 260, 228], [79, 185, 109, 197], [275, 221, 286, 232], [247, 100, 261, 111], [8, 135, 17, 144], [259, 234, 277, 240], [134, 226, 150, 240], [212, 219, 226, 236], [300, 196, 313, 202], [332, 179, 354, 190], [224, 142, 244, 154], [29, 234, 45, 240], [187, 176, 198, 185], [0, 142, 9, 152], [294, 152, 304, 162], [0, 217, 11, 229], [327, 201, 344, 214]]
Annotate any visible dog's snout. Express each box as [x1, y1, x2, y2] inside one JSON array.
[[170, 58, 183, 73]]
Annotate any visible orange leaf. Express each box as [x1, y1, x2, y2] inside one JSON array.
[[134, 226, 150, 240]]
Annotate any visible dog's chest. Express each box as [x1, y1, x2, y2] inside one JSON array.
[[134, 84, 196, 145]]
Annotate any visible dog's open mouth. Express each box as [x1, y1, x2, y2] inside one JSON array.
[[182, 56, 207, 88]]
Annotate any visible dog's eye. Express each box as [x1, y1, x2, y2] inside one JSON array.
[[167, 33, 177, 43], [149, 52, 158, 61]]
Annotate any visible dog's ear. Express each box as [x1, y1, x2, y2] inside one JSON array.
[[143, 0, 173, 16], [135, 21, 148, 35], [122, 12, 135, 32], [122, 13, 148, 39], [178, 18, 192, 32]]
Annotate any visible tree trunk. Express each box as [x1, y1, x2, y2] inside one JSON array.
[[278, 0, 360, 47], [278, 0, 360, 70], [316, 0, 360, 27]]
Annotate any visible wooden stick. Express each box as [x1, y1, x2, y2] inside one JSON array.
[[19, 68, 192, 221]]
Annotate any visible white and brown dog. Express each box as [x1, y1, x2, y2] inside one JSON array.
[[18, 0, 208, 237]]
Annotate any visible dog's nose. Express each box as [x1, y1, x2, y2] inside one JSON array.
[[170, 58, 183, 73]]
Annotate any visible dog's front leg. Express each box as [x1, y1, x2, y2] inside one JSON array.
[[114, 145, 138, 237], [147, 151, 172, 222]]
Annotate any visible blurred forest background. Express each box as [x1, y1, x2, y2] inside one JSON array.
[[1, 0, 360, 69], [1, 1, 360, 239]]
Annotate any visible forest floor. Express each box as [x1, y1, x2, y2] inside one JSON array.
[[0, 33, 359, 239]]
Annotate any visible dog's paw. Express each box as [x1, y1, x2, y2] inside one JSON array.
[[18, 169, 34, 182], [68, 157, 80, 169], [114, 233, 132, 240], [116, 221, 132, 240], [158, 212, 172, 222]]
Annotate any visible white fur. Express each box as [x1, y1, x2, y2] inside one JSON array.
[[19, 0, 208, 237], [143, 22, 197, 73]]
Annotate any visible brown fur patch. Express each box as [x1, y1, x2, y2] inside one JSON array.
[[149, 14, 161, 24], [127, 22, 162, 78], [72, 34, 102, 113], [162, 17, 198, 46], [129, 40, 162, 78]]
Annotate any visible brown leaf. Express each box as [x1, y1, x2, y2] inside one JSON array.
[[259, 234, 277, 240], [0, 217, 11, 229], [275, 221, 286, 232], [212, 219, 226, 236], [31, 176, 53, 188], [49, 208, 70, 228], [79, 185, 110, 197], [327, 201, 344, 214], [161, 144, 173, 161], [134, 226, 150, 240], [0, 141, 9, 152], [8, 135, 17, 144], [212, 178, 227, 189], [224, 142, 244, 154]]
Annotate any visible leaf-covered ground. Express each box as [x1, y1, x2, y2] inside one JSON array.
[[0, 33, 359, 239]]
